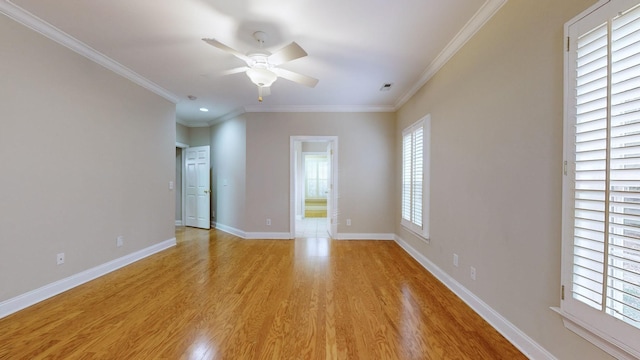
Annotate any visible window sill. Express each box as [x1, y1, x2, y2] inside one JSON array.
[[550, 307, 640, 360], [401, 223, 430, 244]]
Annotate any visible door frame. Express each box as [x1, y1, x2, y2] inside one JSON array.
[[176, 142, 189, 226], [290, 136, 339, 238]]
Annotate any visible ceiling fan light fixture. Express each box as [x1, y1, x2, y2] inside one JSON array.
[[246, 67, 278, 87]]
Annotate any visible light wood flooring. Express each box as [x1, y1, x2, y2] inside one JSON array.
[[0, 228, 526, 359]]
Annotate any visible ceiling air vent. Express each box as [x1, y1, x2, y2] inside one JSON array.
[[380, 83, 393, 91]]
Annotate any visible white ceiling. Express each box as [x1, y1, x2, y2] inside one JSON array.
[[1, 0, 504, 126]]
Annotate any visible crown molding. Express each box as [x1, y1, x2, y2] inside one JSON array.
[[0, 0, 181, 104], [394, 0, 508, 109], [175, 117, 190, 127], [183, 121, 212, 128], [180, 104, 395, 127], [211, 107, 247, 125], [243, 104, 395, 113]]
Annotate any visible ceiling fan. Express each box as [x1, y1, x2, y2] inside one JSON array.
[[202, 31, 319, 102]]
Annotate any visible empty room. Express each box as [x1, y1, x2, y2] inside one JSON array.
[[1, 0, 640, 359]]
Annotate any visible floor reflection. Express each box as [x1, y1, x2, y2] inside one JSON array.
[[295, 237, 330, 258]]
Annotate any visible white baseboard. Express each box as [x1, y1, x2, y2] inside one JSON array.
[[394, 235, 556, 360], [213, 222, 292, 240], [335, 233, 395, 240], [0, 238, 176, 320], [245, 232, 292, 240], [175, 220, 183, 226], [213, 222, 247, 238]]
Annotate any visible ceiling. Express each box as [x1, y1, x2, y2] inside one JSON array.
[[1, 0, 504, 126]]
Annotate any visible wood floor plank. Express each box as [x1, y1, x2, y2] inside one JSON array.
[[0, 228, 526, 359]]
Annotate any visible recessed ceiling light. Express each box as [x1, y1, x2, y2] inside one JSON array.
[[199, 108, 209, 112]]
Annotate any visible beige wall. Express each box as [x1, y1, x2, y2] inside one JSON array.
[[397, 0, 612, 358], [188, 127, 211, 147], [245, 112, 395, 234], [0, 15, 176, 302], [210, 117, 247, 230], [176, 123, 189, 145]]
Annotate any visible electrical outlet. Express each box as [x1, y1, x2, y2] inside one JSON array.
[[470, 266, 477, 280], [57, 253, 65, 265], [346, 218, 351, 226], [117, 236, 124, 248], [169, 181, 174, 190], [453, 254, 459, 267], [266, 218, 271, 226]]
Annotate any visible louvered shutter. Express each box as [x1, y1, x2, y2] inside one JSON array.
[[562, 1, 640, 357], [402, 118, 430, 238]]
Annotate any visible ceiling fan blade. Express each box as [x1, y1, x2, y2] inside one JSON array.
[[268, 42, 308, 65], [202, 38, 252, 63], [272, 68, 319, 88], [220, 67, 249, 76]]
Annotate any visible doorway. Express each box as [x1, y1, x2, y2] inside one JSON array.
[[290, 136, 338, 238], [175, 142, 188, 226]]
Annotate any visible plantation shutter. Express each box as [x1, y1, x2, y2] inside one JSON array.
[[402, 131, 413, 222], [402, 120, 425, 233], [412, 126, 424, 227], [562, 1, 640, 357]]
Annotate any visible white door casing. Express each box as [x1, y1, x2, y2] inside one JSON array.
[[185, 146, 210, 229], [290, 136, 338, 238], [326, 142, 337, 237]]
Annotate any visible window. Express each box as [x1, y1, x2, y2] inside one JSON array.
[[402, 115, 430, 239], [305, 154, 328, 198], [561, 1, 640, 358]]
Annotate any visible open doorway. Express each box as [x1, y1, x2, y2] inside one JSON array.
[[175, 142, 189, 226], [303, 153, 329, 218], [290, 136, 338, 238]]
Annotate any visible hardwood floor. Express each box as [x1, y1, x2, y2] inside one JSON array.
[[0, 228, 526, 359]]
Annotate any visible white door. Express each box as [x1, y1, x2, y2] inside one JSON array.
[[185, 146, 211, 229]]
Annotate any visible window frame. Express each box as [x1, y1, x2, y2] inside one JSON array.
[[559, 1, 640, 358], [401, 115, 431, 241]]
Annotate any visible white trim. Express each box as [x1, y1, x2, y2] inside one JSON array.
[[176, 142, 188, 230], [243, 105, 395, 113], [0, 1, 181, 104], [551, 308, 640, 360], [182, 121, 213, 128], [395, 0, 508, 109], [290, 136, 339, 240], [213, 222, 247, 239], [401, 115, 431, 239], [560, 1, 640, 358], [176, 117, 190, 127], [245, 232, 293, 240], [175, 220, 183, 226], [334, 233, 395, 240], [394, 235, 556, 360], [211, 107, 247, 125], [0, 238, 176, 319]]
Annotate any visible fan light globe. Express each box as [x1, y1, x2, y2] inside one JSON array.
[[246, 68, 277, 87]]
